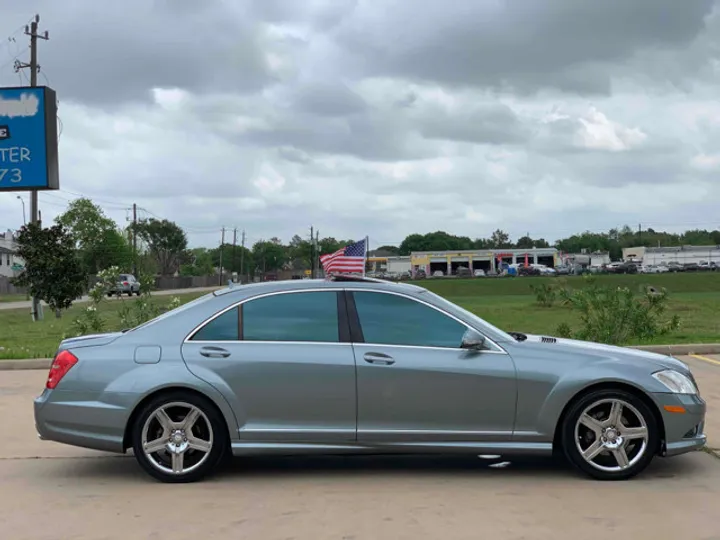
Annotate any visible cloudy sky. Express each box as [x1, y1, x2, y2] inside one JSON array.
[[1, 0, 719, 249]]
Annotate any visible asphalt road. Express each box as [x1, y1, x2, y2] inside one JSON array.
[[0, 357, 717, 539], [0, 286, 220, 311]]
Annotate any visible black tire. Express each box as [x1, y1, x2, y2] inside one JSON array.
[[126, 291, 133, 297], [561, 389, 659, 481], [135, 289, 141, 296], [131, 391, 229, 483]]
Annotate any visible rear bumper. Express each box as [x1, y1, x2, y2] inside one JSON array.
[[652, 392, 707, 457], [34, 389, 128, 454]]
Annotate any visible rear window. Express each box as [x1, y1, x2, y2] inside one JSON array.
[[119, 275, 129, 280]]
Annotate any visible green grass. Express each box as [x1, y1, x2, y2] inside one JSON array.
[[1, 273, 719, 359], [0, 291, 211, 360], [0, 294, 27, 303]]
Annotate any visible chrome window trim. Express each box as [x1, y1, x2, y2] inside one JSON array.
[[345, 288, 508, 354], [183, 286, 508, 355]]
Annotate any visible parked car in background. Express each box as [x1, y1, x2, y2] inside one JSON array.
[[455, 267, 472, 278], [473, 269, 486, 277], [666, 262, 684, 273], [518, 265, 541, 276], [108, 274, 141, 297], [34, 275, 706, 483], [432, 270, 445, 277], [698, 261, 717, 271], [683, 262, 700, 272]]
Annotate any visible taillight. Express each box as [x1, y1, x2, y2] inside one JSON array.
[[122, 281, 129, 286], [46, 350, 78, 389]]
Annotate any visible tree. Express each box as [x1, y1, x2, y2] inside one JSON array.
[[56, 198, 131, 273], [488, 229, 512, 249], [398, 231, 474, 254], [180, 248, 215, 276], [252, 240, 287, 274], [515, 235, 550, 249], [209, 244, 253, 275], [515, 235, 535, 249], [131, 218, 188, 276], [374, 245, 400, 255], [12, 223, 87, 318]]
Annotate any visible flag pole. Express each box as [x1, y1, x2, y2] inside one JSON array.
[[363, 236, 369, 276]]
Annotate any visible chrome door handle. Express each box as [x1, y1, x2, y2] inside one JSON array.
[[363, 352, 395, 365], [199, 346, 231, 358]]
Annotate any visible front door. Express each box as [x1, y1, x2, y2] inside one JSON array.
[[181, 290, 357, 442], [348, 290, 517, 443]]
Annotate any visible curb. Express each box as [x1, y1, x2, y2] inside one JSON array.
[[630, 344, 720, 356], [1, 343, 719, 371], [0, 359, 52, 370]]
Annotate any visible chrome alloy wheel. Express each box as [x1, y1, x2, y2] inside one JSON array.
[[141, 401, 214, 475], [574, 398, 649, 472]]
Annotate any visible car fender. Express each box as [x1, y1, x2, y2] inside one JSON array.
[[177, 361, 249, 431], [104, 362, 241, 442], [534, 359, 669, 438]]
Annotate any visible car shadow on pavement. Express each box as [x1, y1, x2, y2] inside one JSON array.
[[40, 451, 714, 484]]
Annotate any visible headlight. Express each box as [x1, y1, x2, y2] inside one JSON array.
[[652, 369, 698, 395]]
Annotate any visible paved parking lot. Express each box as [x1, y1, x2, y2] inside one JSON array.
[[0, 357, 718, 539]]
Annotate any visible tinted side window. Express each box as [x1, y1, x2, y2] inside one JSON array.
[[191, 307, 239, 341], [353, 291, 466, 348], [243, 291, 339, 342]]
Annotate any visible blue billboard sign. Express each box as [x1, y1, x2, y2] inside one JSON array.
[[0, 86, 59, 191]]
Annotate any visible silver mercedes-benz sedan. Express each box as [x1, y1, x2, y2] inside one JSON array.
[[34, 275, 706, 483]]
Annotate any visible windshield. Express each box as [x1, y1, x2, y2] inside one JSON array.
[[127, 292, 215, 332], [420, 290, 515, 342]]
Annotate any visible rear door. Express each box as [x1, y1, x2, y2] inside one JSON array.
[[181, 289, 357, 442]]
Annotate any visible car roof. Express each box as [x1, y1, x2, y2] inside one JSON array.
[[213, 275, 427, 298]]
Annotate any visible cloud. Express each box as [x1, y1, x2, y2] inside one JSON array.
[[575, 107, 647, 151], [2, 0, 720, 249]]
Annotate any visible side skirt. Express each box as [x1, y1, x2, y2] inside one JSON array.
[[230, 441, 553, 457]]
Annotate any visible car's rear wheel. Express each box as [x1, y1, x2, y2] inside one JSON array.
[[562, 389, 659, 480], [131, 392, 228, 483]]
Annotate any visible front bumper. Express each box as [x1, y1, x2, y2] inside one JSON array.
[[652, 392, 707, 457]]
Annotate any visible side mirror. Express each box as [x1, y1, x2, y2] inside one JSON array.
[[460, 330, 487, 352]]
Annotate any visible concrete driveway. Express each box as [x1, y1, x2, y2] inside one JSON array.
[[0, 286, 220, 311], [0, 359, 718, 539]]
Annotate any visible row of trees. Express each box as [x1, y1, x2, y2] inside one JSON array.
[[378, 228, 720, 262], [20, 197, 720, 280]]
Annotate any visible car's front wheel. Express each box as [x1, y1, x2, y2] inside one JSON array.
[[562, 389, 659, 480], [131, 392, 228, 483]]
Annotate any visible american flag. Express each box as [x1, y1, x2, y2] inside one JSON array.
[[320, 238, 367, 274]]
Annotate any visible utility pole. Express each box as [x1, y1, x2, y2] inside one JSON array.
[[132, 203, 137, 276], [231, 227, 238, 283], [15, 15, 49, 321], [638, 223, 642, 243], [218, 227, 225, 285], [239, 230, 246, 283], [315, 229, 319, 277], [310, 226, 315, 278]]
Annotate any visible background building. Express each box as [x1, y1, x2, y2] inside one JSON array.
[[0, 230, 23, 279], [367, 256, 411, 274], [560, 251, 611, 267], [410, 247, 558, 276], [623, 245, 720, 265]]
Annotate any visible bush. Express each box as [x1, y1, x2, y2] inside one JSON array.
[[556, 277, 680, 345], [530, 283, 557, 307], [70, 266, 120, 336]]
